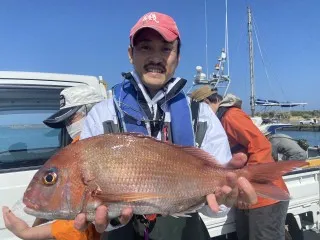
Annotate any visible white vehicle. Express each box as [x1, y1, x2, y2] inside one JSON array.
[[300, 119, 318, 125], [0, 71, 107, 240], [200, 166, 320, 239], [0, 71, 319, 240]]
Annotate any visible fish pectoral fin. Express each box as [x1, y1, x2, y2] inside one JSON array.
[[170, 202, 205, 218], [81, 171, 96, 185], [96, 193, 168, 203]]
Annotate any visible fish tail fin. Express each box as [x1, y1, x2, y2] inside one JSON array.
[[240, 160, 309, 201]]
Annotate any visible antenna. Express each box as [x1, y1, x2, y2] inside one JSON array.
[[248, 6, 255, 117], [225, 0, 230, 76], [204, 0, 209, 77]]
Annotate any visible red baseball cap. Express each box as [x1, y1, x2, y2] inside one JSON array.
[[130, 12, 180, 46]]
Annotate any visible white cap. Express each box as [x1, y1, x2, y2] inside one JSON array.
[[59, 85, 104, 109], [43, 85, 104, 128]]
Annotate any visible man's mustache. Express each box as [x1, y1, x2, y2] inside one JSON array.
[[144, 63, 166, 72]]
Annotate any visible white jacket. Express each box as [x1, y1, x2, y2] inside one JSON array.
[[80, 71, 232, 230]]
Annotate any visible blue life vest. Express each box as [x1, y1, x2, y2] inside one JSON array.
[[112, 73, 195, 147]]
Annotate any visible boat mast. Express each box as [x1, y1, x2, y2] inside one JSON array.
[[247, 6, 255, 117]]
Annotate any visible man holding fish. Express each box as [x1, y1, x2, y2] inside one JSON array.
[[72, 11, 301, 240], [3, 11, 303, 240], [72, 11, 260, 240]]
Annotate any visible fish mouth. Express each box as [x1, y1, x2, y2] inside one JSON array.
[[23, 197, 40, 210]]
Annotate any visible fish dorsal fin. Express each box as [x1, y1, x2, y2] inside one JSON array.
[[94, 192, 168, 203], [178, 146, 223, 168], [107, 133, 224, 168]]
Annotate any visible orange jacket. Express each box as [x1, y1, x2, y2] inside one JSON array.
[[51, 220, 100, 240], [51, 136, 100, 240], [220, 107, 288, 209]]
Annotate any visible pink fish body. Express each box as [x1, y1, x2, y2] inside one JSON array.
[[23, 133, 308, 221]]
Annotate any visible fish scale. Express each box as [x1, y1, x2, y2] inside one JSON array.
[[85, 134, 211, 213]]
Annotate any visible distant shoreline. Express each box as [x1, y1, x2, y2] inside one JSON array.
[[280, 125, 320, 132], [0, 124, 47, 129]]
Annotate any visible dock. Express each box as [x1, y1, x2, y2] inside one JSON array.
[[280, 125, 320, 132]]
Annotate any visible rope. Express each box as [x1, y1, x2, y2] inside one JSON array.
[[252, 14, 288, 101]]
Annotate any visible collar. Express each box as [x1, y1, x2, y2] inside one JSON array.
[[130, 70, 187, 106]]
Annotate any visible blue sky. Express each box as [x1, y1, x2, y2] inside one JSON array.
[[0, 0, 319, 113]]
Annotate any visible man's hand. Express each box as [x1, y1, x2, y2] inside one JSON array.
[[226, 152, 248, 169], [74, 206, 133, 233], [206, 173, 257, 212], [207, 152, 257, 212]]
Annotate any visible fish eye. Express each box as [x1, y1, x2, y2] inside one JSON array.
[[43, 171, 58, 185]]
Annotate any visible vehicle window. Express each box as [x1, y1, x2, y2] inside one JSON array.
[[0, 87, 63, 171]]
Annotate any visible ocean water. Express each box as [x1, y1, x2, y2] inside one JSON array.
[[277, 130, 320, 147], [1, 126, 319, 152]]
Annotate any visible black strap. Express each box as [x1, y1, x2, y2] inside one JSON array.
[[194, 122, 207, 148], [102, 120, 120, 134], [190, 100, 208, 148], [190, 100, 200, 133]]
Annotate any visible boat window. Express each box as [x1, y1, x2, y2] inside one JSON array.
[[0, 86, 64, 172]]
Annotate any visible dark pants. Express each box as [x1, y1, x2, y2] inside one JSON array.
[[102, 213, 211, 240], [235, 201, 289, 240]]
